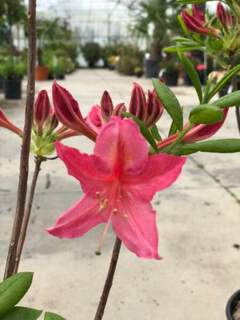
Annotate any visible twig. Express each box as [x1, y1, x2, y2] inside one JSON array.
[[14, 157, 43, 273], [94, 237, 122, 320], [4, 0, 37, 279]]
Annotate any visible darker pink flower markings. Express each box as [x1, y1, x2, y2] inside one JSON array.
[[52, 82, 97, 141], [0, 108, 23, 136], [47, 117, 186, 259]]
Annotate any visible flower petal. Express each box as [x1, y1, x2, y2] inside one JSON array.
[[56, 142, 112, 195], [126, 153, 186, 201], [47, 195, 107, 238], [112, 197, 160, 259], [94, 117, 149, 175]]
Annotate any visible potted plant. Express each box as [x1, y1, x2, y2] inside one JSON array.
[[160, 58, 179, 86], [0, 57, 25, 99], [81, 42, 102, 68], [226, 290, 240, 319]]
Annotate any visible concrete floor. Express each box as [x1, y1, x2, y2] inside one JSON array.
[[0, 69, 240, 320]]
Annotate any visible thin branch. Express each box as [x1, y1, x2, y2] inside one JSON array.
[[14, 157, 43, 274], [94, 237, 122, 320], [4, 0, 37, 279]]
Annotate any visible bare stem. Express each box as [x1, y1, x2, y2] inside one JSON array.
[[94, 238, 122, 320], [4, 0, 37, 279], [14, 157, 43, 274]]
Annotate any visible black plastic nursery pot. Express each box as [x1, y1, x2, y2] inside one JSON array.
[[4, 78, 22, 100], [144, 58, 160, 78], [0, 76, 4, 91], [226, 289, 240, 319], [162, 71, 178, 86]]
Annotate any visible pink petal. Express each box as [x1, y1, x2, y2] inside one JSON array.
[[112, 197, 160, 259], [125, 153, 186, 201], [86, 105, 103, 133], [94, 117, 149, 175], [47, 195, 107, 238], [56, 142, 112, 195]]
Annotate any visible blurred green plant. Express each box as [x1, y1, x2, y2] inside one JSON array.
[[117, 44, 143, 76], [0, 56, 26, 80], [81, 42, 102, 68]]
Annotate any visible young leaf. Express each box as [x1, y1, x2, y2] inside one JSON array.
[[44, 312, 65, 320], [212, 91, 240, 108], [205, 64, 240, 101], [152, 79, 183, 130], [1, 307, 42, 320], [178, 53, 202, 103], [151, 125, 162, 141], [168, 121, 178, 136], [189, 105, 224, 125], [164, 45, 203, 53], [176, 139, 240, 155], [0, 272, 33, 316], [123, 112, 158, 151]]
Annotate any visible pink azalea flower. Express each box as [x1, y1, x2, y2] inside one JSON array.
[[48, 117, 186, 259]]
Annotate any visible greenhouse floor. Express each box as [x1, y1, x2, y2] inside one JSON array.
[[0, 69, 240, 320]]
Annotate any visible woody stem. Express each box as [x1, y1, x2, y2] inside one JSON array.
[[94, 237, 122, 320], [13, 157, 43, 273]]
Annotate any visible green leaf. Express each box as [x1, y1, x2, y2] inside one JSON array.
[[168, 121, 178, 136], [178, 53, 202, 103], [205, 64, 240, 101], [177, 14, 189, 35], [176, 139, 240, 155], [212, 91, 240, 108], [1, 307, 42, 320], [123, 112, 158, 151], [151, 125, 162, 141], [189, 105, 224, 125], [0, 273, 33, 316], [164, 45, 203, 53], [44, 312, 65, 320], [152, 79, 183, 130]]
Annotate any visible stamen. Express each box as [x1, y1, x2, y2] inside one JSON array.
[[123, 213, 128, 219], [98, 199, 108, 213], [112, 208, 118, 214], [96, 191, 101, 199], [95, 215, 112, 255]]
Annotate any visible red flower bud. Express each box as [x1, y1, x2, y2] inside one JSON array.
[[100, 91, 114, 120], [0, 108, 22, 136], [181, 9, 219, 37], [113, 103, 127, 117], [34, 90, 52, 134], [129, 83, 148, 122], [192, 5, 205, 23], [52, 82, 97, 141], [217, 2, 233, 28], [145, 90, 164, 127]]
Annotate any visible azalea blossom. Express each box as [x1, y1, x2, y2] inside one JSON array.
[[0, 108, 23, 136], [48, 117, 186, 259], [87, 83, 164, 133]]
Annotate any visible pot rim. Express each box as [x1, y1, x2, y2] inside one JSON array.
[[226, 289, 240, 319]]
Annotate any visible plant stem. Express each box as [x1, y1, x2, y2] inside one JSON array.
[[232, 77, 240, 135], [14, 157, 43, 274], [94, 237, 122, 320], [4, 0, 37, 279]]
